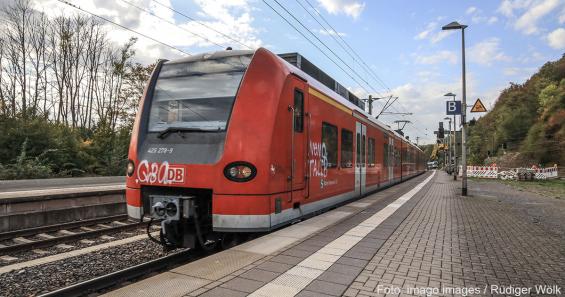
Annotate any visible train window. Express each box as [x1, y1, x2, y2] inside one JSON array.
[[294, 89, 304, 132], [322, 122, 338, 168], [340, 129, 353, 168], [148, 55, 252, 133], [368, 138, 376, 167]]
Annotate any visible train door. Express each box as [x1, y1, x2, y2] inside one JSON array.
[[355, 122, 367, 196], [291, 82, 307, 196], [388, 135, 394, 183]]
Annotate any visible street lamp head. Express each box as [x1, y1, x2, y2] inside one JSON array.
[[442, 21, 467, 30], [444, 92, 456, 97], [444, 117, 451, 121]]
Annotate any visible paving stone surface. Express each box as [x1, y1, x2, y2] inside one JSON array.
[[185, 173, 431, 297], [348, 172, 565, 297], [184, 172, 565, 297]]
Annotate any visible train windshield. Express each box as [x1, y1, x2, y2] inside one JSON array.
[[148, 55, 252, 132]]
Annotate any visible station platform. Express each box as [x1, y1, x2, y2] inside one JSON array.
[[105, 171, 565, 297], [0, 177, 126, 232], [0, 176, 124, 200]]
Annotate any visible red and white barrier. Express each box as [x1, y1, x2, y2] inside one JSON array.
[[533, 167, 558, 179], [458, 165, 559, 180], [466, 166, 498, 178]]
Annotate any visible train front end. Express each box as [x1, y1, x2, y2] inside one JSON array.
[[125, 48, 288, 249]]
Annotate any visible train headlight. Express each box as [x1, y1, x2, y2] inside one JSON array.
[[126, 159, 135, 177], [224, 162, 257, 182]]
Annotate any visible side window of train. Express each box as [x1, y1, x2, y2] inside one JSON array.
[[294, 89, 304, 132], [368, 138, 375, 167], [340, 129, 353, 168], [321, 122, 338, 168]]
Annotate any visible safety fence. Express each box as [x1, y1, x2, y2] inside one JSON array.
[[533, 167, 559, 179], [458, 165, 559, 180]]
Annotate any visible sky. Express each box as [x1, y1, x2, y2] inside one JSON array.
[[26, 0, 565, 144]]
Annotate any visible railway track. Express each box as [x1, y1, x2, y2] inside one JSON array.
[[39, 249, 194, 297], [0, 215, 144, 255]]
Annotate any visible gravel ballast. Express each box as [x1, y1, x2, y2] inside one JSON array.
[[0, 226, 152, 266], [0, 238, 186, 296]]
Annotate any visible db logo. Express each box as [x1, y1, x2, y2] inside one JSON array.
[[167, 167, 185, 183], [137, 160, 185, 184]]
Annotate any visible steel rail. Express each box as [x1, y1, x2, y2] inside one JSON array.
[[0, 214, 129, 241], [39, 249, 194, 297], [0, 218, 143, 254]]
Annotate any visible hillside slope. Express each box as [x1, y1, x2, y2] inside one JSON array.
[[468, 54, 565, 167]]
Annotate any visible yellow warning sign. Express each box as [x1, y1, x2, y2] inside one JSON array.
[[470, 98, 487, 113]]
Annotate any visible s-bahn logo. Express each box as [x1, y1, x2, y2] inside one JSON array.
[[136, 160, 185, 184]]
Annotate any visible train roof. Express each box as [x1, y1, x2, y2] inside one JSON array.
[[162, 48, 421, 152], [273, 51, 422, 152], [163, 49, 255, 65]]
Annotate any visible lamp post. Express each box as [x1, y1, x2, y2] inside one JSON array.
[[442, 21, 468, 196], [444, 92, 457, 180], [443, 117, 452, 175]]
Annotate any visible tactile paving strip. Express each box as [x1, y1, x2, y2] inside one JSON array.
[[103, 272, 209, 297], [172, 250, 263, 281]]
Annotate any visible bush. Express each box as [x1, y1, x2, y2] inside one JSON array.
[[0, 116, 132, 180], [0, 138, 52, 179]]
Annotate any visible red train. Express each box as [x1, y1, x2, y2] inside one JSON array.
[[125, 48, 426, 249]]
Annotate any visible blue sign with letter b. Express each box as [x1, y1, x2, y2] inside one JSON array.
[[446, 101, 461, 115]]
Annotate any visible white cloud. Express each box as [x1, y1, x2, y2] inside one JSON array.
[[503, 67, 537, 78], [317, 29, 346, 37], [413, 51, 457, 65], [498, 0, 561, 35], [468, 38, 511, 66], [518, 49, 546, 64], [559, 7, 565, 23], [30, 0, 262, 64], [514, 0, 560, 34], [316, 0, 365, 19], [414, 21, 455, 43], [547, 27, 565, 49], [416, 70, 439, 81], [497, 0, 534, 18], [487, 16, 499, 24], [415, 22, 436, 40], [387, 74, 502, 144], [470, 15, 499, 25], [464, 6, 499, 26]]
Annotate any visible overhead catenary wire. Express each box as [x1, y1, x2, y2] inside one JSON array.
[[150, 0, 254, 50], [269, 0, 382, 99], [262, 0, 373, 97], [119, 0, 227, 50], [273, 0, 415, 125], [292, 0, 387, 112], [268, 0, 426, 135], [285, 0, 410, 122], [299, 0, 428, 137], [266, 0, 405, 123], [55, 0, 191, 56], [302, 0, 391, 93]]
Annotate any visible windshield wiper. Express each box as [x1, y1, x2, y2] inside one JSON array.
[[157, 127, 220, 139]]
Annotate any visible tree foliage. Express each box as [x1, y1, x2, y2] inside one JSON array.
[[0, 0, 152, 179], [468, 54, 565, 167]]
